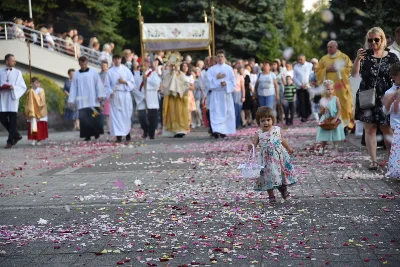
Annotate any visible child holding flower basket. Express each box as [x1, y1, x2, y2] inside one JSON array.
[[317, 80, 345, 156], [248, 106, 297, 204]]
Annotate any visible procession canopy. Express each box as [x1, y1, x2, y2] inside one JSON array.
[[142, 23, 212, 52]]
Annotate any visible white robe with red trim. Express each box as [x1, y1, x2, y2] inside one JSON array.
[[136, 69, 161, 110]]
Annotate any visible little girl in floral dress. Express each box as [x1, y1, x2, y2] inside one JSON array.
[[248, 106, 297, 203]]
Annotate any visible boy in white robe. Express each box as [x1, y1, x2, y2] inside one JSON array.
[[0, 54, 27, 149], [136, 58, 162, 139], [68, 56, 106, 141], [104, 54, 143, 142], [206, 50, 236, 138]]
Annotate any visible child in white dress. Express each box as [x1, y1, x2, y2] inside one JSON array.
[[248, 107, 297, 204], [383, 63, 400, 178]]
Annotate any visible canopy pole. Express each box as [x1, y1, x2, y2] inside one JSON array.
[[138, 1, 147, 100], [138, 1, 145, 63], [27, 42, 32, 84], [28, 0, 33, 19], [204, 11, 211, 57], [211, 5, 215, 56]]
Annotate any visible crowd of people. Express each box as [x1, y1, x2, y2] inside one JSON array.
[[1, 18, 122, 65], [1, 25, 400, 180]]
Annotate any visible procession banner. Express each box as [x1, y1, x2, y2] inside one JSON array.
[[142, 23, 212, 52]]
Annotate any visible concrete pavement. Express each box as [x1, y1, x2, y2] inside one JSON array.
[[0, 121, 399, 267]]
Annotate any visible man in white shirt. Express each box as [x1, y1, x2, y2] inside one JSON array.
[[104, 55, 142, 142], [206, 50, 236, 138], [45, 24, 55, 51], [388, 27, 400, 60], [136, 58, 162, 139], [293, 54, 313, 122], [0, 54, 27, 148], [68, 56, 106, 141]]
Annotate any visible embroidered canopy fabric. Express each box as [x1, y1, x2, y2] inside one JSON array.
[[142, 23, 212, 52]]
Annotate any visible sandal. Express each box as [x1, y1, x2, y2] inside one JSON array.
[[368, 162, 378, 171], [268, 196, 276, 204], [282, 191, 290, 200]]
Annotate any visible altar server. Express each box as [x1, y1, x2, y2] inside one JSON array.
[[136, 57, 162, 139], [0, 54, 27, 148], [68, 56, 106, 141], [104, 54, 143, 142]]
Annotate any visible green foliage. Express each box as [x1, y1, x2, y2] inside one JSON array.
[[177, 0, 285, 59], [0, 0, 59, 18], [19, 74, 65, 115], [280, 0, 325, 62], [10, 0, 397, 63], [256, 23, 282, 62], [321, 0, 400, 59]]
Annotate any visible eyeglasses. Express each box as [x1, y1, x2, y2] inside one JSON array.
[[368, 38, 381, 43]]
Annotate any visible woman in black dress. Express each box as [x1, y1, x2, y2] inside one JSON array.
[[352, 27, 399, 170], [242, 65, 253, 126]]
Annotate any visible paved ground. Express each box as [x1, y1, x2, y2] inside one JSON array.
[[0, 121, 399, 267]]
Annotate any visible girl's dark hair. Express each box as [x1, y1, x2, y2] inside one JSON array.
[[67, 68, 75, 75], [272, 60, 281, 73], [245, 64, 254, 74], [180, 62, 191, 76], [389, 62, 400, 77], [31, 77, 40, 83], [256, 106, 274, 125]]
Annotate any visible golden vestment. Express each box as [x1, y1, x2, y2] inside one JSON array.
[[25, 88, 48, 119], [161, 70, 190, 133], [316, 50, 354, 128]]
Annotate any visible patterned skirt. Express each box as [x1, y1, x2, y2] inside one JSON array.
[[254, 147, 297, 190], [387, 125, 400, 179]]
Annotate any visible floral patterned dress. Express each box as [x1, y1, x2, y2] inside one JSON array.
[[356, 52, 399, 124], [388, 124, 400, 179], [255, 126, 297, 191]]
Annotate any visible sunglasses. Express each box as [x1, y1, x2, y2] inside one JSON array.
[[368, 38, 381, 43]]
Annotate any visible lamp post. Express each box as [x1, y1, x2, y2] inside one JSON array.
[[28, 0, 33, 19]]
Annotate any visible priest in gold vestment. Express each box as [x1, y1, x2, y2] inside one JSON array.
[[161, 52, 191, 138], [316, 40, 354, 129]]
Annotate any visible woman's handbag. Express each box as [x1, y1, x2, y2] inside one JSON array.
[[237, 144, 263, 179], [359, 57, 382, 109]]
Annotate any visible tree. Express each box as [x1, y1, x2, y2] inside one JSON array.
[[177, 0, 285, 59], [281, 0, 306, 61], [301, 4, 327, 60], [256, 23, 282, 62], [321, 0, 400, 59]]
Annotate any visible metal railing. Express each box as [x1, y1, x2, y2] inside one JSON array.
[[0, 21, 102, 67]]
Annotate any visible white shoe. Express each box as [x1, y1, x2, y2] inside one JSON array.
[[37, 141, 42, 146], [196, 123, 201, 128], [31, 141, 36, 146], [330, 150, 338, 157]]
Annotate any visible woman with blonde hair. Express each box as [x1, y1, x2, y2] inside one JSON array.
[[88, 37, 98, 49], [12, 18, 25, 41], [352, 27, 399, 170], [100, 43, 112, 67]]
